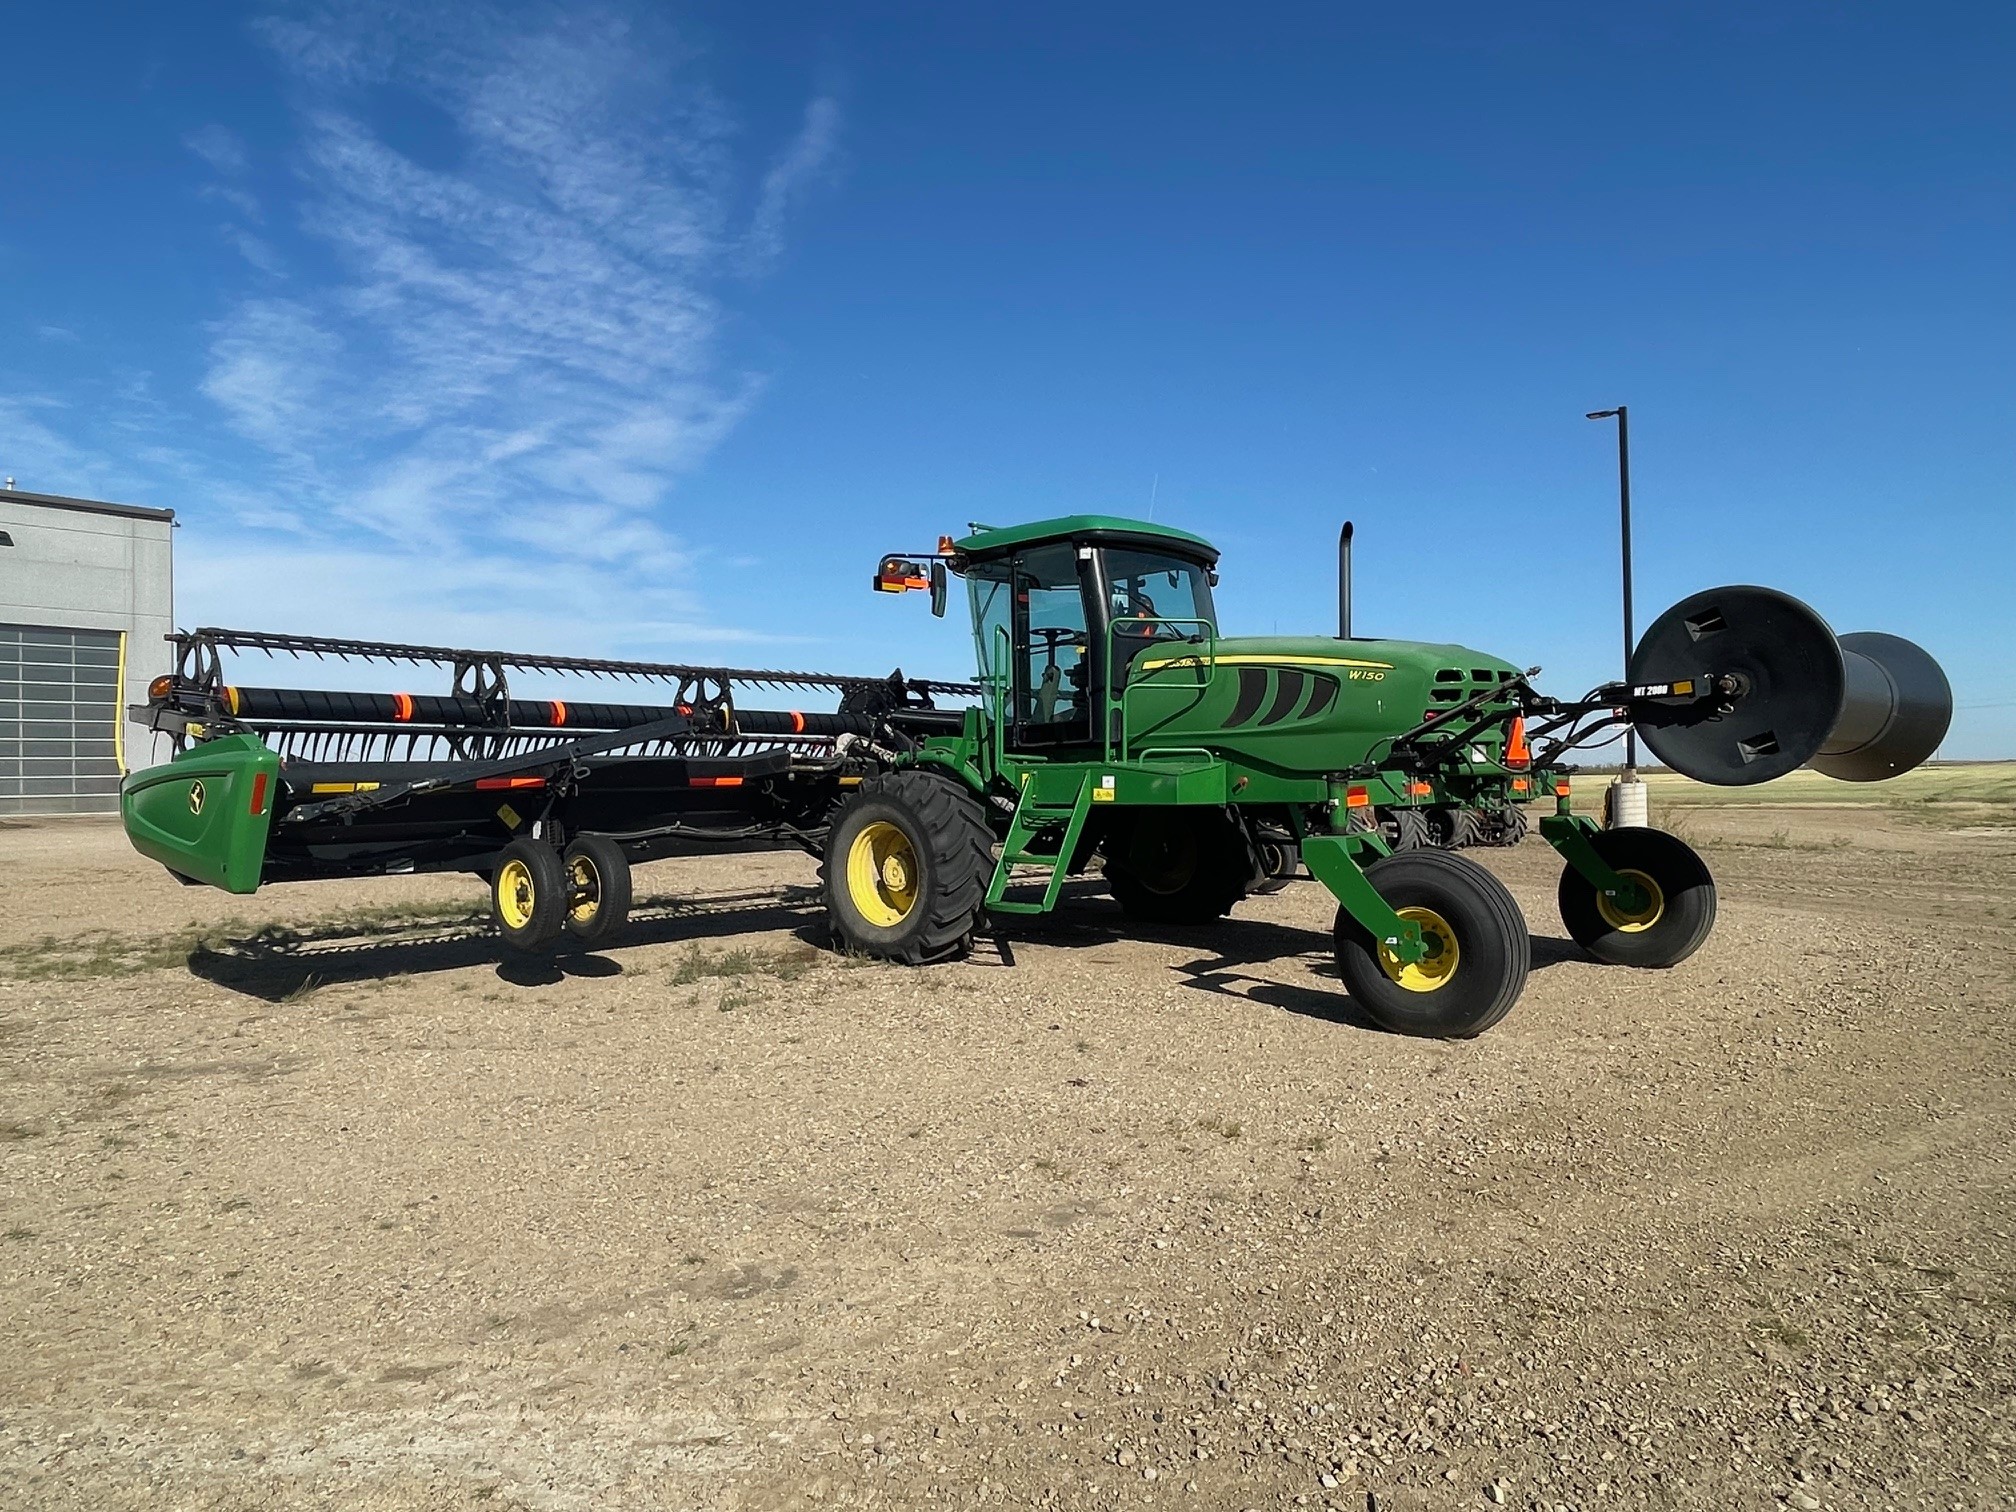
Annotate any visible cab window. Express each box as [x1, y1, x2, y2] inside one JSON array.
[[1099, 548, 1216, 686]]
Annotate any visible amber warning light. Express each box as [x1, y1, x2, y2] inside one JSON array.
[[874, 555, 931, 594]]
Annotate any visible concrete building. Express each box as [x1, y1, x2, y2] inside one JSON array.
[[0, 486, 175, 815]]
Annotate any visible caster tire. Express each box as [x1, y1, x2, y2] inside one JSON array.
[[1558, 826, 1717, 968], [1333, 850, 1530, 1038]]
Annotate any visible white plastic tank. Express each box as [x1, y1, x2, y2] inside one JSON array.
[[1606, 774, 1650, 828]]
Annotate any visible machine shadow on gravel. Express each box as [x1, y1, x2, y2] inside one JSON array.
[[184, 887, 822, 1002]]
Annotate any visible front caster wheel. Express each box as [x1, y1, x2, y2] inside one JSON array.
[[1333, 850, 1530, 1038], [491, 837, 568, 953], [562, 835, 633, 947], [1557, 826, 1716, 967]]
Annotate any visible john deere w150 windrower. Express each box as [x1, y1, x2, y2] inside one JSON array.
[[121, 514, 1949, 1038]]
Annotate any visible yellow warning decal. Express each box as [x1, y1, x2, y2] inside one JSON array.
[[309, 781, 380, 794], [497, 803, 522, 830]]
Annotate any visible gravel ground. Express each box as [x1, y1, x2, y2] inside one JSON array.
[[1, 808, 2013, 1511]]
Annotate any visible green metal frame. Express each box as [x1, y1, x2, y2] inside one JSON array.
[[1538, 811, 1652, 915]]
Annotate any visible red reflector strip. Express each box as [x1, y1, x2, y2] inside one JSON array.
[[249, 771, 269, 815], [689, 775, 745, 788], [1345, 785, 1370, 809], [475, 776, 547, 790], [392, 692, 414, 721], [550, 700, 568, 727], [1555, 780, 1572, 797]]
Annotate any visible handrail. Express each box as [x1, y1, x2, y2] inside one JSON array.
[[1104, 617, 1217, 762]]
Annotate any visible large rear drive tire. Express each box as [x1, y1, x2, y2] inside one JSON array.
[[562, 835, 633, 947], [492, 837, 568, 953], [1558, 826, 1717, 968], [822, 770, 992, 964], [1106, 809, 1248, 924], [1333, 850, 1531, 1038]]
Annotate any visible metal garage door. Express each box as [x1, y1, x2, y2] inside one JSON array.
[[0, 625, 125, 815]]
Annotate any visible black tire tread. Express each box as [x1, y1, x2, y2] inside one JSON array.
[[491, 836, 568, 954], [821, 768, 993, 964], [1333, 849, 1530, 1038], [1558, 827, 1717, 968], [1105, 810, 1248, 924], [562, 834, 633, 947]]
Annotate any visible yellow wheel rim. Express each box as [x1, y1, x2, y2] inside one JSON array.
[[847, 821, 920, 928], [568, 854, 601, 925], [497, 857, 538, 931], [1377, 906, 1461, 993], [1596, 867, 1665, 932]]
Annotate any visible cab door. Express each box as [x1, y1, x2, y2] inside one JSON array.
[[1005, 543, 1095, 750]]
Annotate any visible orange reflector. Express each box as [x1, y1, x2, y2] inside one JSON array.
[[790, 710, 805, 733], [475, 776, 546, 791], [690, 775, 745, 788], [1511, 778, 1530, 793], [550, 700, 568, 727], [1408, 780, 1432, 797], [1555, 779, 1572, 798], [392, 692, 414, 721], [1504, 716, 1530, 769], [1345, 785, 1371, 809], [148, 675, 174, 700], [249, 772, 268, 815]]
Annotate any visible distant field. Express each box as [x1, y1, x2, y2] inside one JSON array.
[[1632, 762, 2016, 824]]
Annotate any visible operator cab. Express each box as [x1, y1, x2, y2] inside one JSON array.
[[954, 516, 1219, 750]]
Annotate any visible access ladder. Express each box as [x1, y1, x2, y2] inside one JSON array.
[[984, 770, 1095, 916]]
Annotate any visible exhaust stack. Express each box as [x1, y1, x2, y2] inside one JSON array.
[[1338, 520, 1354, 639]]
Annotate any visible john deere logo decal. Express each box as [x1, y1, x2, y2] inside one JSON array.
[[188, 780, 206, 815]]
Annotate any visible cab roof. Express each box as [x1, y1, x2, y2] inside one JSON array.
[[954, 514, 1219, 565]]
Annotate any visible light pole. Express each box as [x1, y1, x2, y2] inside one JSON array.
[[1585, 405, 1637, 771], [1586, 405, 1646, 826]]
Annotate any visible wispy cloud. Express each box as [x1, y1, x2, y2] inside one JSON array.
[[6, 1, 839, 656], [183, 123, 249, 176], [749, 93, 843, 269]]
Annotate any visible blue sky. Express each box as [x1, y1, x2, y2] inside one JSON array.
[[4, 1, 2012, 755]]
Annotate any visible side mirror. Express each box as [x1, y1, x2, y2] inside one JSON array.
[[930, 560, 948, 618]]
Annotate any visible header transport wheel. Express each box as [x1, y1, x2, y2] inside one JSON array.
[[1557, 827, 1717, 968], [562, 835, 633, 948], [491, 837, 567, 953], [822, 769, 992, 964], [1333, 850, 1531, 1038]]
